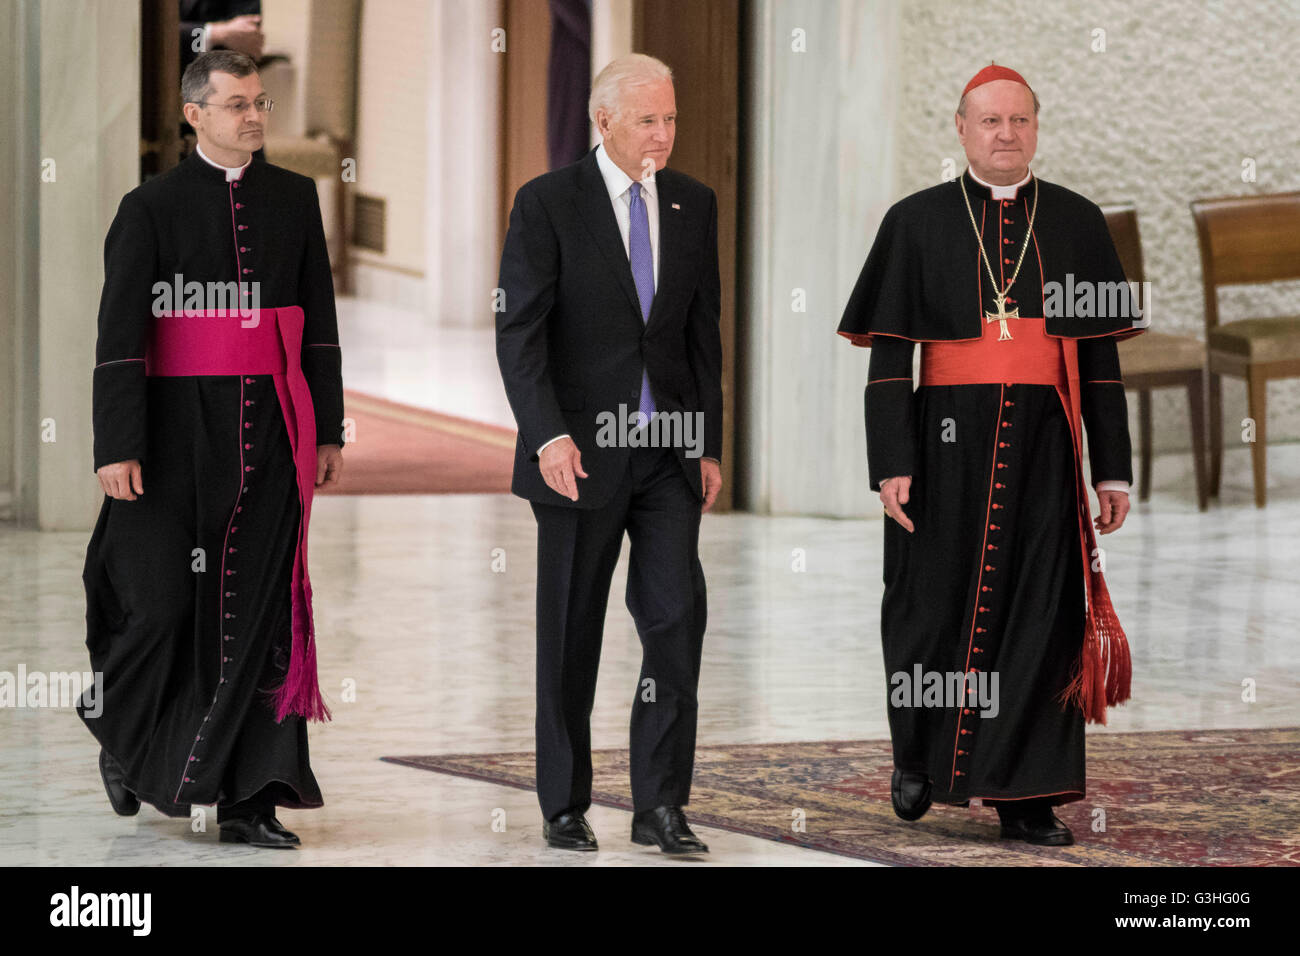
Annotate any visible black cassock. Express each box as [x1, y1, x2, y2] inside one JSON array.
[[76, 150, 344, 817], [838, 170, 1140, 808]]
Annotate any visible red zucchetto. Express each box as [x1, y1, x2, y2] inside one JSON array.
[[962, 63, 1031, 97]]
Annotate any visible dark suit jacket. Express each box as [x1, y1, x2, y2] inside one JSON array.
[[496, 148, 723, 510], [179, 0, 261, 68]]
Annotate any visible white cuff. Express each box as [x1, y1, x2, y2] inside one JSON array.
[[537, 434, 570, 455], [1096, 480, 1130, 495]]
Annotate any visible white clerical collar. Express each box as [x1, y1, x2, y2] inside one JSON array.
[[196, 141, 252, 182], [595, 142, 656, 202], [968, 166, 1032, 199]]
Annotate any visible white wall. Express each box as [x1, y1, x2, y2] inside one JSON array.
[[423, 0, 502, 328], [894, 0, 1300, 454], [590, 0, 633, 148], [351, 0, 430, 309], [31, 0, 139, 530], [741, 0, 901, 517], [741, 0, 1300, 516]]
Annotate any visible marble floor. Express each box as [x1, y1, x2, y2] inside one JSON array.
[[3, 302, 1298, 866]]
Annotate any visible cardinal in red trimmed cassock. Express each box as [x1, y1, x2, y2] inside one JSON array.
[[837, 64, 1144, 846]]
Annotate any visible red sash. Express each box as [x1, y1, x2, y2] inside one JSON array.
[[921, 317, 1131, 724], [146, 306, 329, 723]]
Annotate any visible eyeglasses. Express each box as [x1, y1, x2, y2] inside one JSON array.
[[190, 96, 274, 115]]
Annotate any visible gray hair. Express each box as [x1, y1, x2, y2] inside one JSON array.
[[588, 53, 673, 125], [957, 86, 1040, 118], [182, 50, 259, 107]]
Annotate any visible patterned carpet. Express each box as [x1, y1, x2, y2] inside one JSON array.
[[383, 727, 1300, 865]]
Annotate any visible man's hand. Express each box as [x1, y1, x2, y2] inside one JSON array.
[[880, 475, 914, 533], [210, 15, 264, 58], [539, 437, 587, 501], [97, 460, 143, 501], [1094, 489, 1130, 534], [701, 459, 722, 512], [316, 444, 343, 488]]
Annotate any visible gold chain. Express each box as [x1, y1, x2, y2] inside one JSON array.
[[959, 171, 1039, 306]]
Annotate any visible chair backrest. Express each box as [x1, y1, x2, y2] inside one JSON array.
[[304, 0, 361, 142], [1100, 203, 1145, 284], [1190, 191, 1300, 330]]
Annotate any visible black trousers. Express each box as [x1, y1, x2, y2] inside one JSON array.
[[530, 445, 707, 820], [216, 782, 295, 823]]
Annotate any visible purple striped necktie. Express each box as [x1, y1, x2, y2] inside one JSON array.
[[628, 181, 656, 421]]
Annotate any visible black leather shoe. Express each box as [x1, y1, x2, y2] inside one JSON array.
[[219, 814, 300, 848], [99, 748, 140, 816], [890, 769, 931, 822], [543, 811, 598, 851], [999, 810, 1074, 846], [631, 806, 708, 854]]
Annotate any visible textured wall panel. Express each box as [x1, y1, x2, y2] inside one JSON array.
[[894, 0, 1300, 452]]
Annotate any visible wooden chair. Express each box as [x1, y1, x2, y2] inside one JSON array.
[[1101, 204, 1208, 510], [261, 0, 360, 293], [1190, 192, 1300, 508]]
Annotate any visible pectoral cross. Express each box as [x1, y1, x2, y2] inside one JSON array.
[[985, 291, 1019, 341]]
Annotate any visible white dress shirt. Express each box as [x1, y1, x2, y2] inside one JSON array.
[[593, 141, 660, 287], [965, 165, 1129, 496], [196, 141, 252, 182], [537, 143, 662, 457]]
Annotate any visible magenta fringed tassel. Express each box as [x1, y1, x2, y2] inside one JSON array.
[[272, 566, 331, 723]]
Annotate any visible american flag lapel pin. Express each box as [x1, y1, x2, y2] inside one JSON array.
[[671, 202, 681, 210]]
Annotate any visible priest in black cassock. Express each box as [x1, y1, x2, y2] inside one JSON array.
[[837, 65, 1142, 846], [77, 50, 344, 848]]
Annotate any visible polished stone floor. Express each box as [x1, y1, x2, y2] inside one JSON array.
[[4, 308, 1298, 865], [2, 437, 1297, 865]]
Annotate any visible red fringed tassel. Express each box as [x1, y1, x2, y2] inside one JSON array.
[[1055, 353, 1134, 726], [1060, 619, 1105, 724], [1060, 573, 1131, 725]]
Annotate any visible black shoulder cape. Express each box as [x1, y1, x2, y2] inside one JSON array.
[[837, 170, 1144, 346]]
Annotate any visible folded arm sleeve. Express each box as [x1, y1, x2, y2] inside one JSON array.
[[864, 336, 917, 492], [297, 178, 345, 447], [92, 193, 157, 472], [685, 189, 724, 462], [1078, 334, 1133, 485], [495, 182, 568, 461]]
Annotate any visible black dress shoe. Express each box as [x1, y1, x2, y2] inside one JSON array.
[[219, 814, 300, 848], [99, 748, 140, 817], [999, 809, 1074, 846], [631, 806, 708, 854], [543, 811, 598, 851], [890, 769, 932, 822], [260, 814, 300, 842]]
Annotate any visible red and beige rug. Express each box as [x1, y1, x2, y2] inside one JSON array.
[[316, 390, 516, 495], [383, 727, 1299, 865]]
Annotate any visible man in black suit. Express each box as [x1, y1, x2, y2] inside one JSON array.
[[496, 53, 723, 854], [179, 1, 263, 70]]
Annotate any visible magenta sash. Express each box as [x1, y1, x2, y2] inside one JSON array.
[[145, 306, 328, 723]]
